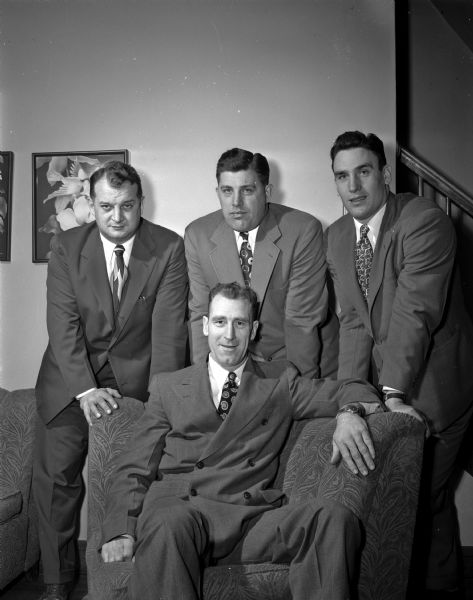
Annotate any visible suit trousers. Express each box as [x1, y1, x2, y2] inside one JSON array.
[[129, 487, 361, 600], [409, 401, 473, 593], [33, 401, 89, 583]]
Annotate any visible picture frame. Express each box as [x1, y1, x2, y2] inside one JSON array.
[[32, 149, 129, 263], [0, 151, 14, 262]]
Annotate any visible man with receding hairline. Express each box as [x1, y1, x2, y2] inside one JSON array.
[[100, 281, 383, 600]]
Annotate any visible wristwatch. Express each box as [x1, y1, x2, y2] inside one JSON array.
[[336, 403, 366, 419]]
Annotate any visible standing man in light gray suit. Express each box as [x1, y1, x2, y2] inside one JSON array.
[[184, 148, 338, 379]]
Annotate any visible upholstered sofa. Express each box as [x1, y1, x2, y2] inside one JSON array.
[[0, 387, 40, 589], [85, 397, 424, 600]]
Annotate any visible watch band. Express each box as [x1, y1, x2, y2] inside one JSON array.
[[336, 403, 366, 419]]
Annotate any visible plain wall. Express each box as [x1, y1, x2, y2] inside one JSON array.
[[0, 0, 396, 538]]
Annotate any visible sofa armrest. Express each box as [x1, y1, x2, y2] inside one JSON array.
[[0, 388, 40, 588], [286, 412, 425, 600], [86, 397, 145, 600]]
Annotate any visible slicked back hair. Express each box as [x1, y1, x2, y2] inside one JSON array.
[[330, 131, 387, 170], [216, 148, 270, 186], [90, 161, 143, 200]]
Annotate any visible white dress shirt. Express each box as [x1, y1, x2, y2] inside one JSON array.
[[208, 354, 247, 410]]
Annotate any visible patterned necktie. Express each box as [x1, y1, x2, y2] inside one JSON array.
[[355, 224, 373, 303], [239, 232, 253, 287], [217, 372, 238, 420], [111, 244, 127, 313]]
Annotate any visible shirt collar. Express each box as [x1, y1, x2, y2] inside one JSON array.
[[208, 353, 247, 389], [353, 202, 387, 248], [100, 234, 135, 271], [233, 227, 259, 251]]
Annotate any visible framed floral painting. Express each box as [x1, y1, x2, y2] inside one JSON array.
[[0, 151, 14, 262], [32, 149, 129, 263]]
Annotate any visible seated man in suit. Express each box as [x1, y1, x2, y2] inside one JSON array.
[[325, 131, 473, 598], [99, 281, 411, 600], [184, 147, 338, 379], [33, 161, 188, 600]]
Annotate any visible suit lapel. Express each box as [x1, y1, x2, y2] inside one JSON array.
[[209, 220, 245, 286], [335, 217, 370, 322], [251, 206, 281, 309], [81, 227, 115, 328], [198, 359, 278, 461], [369, 195, 396, 306], [111, 221, 158, 345], [172, 362, 219, 423]]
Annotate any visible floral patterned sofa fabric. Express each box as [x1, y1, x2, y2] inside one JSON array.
[[85, 398, 424, 600], [0, 388, 40, 589]]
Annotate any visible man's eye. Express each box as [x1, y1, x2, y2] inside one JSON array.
[[100, 205, 111, 210], [360, 169, 370, 176], [221, 188, 232, 195], [242, 187, 255, 195], [335, 174, 346, 181]]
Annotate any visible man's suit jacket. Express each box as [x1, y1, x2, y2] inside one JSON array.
[[100, 358, 379, 557], [184, 203, 339, 379], [326, 192, 473, 433], [36, 218, 188, 424]]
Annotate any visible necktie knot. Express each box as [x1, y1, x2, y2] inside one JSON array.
[[360, 224, 370, 240], [218, 371, 238, 420], [239, 232, 253, 287]]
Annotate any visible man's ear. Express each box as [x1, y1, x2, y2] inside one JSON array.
[[383, 165, 392, 186], [88, 197, 95, 214], [250, 320, 259, 341], [203, 316, 209, 337], [265, 184, 273, 201]]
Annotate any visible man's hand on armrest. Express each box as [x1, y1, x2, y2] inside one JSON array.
[[78, 388, 122, 426], [101, 534, 134, 563], [330, 404, 376, 477], [384, 396, 429, 436]]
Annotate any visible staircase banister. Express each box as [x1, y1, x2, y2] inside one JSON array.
[[398, 146, 473, 218]]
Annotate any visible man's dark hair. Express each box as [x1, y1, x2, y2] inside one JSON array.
[[208, 282, 259, 322], [330, 131, 387, 170], [89, 161, 143, 200], [216, 148, 270, 186]]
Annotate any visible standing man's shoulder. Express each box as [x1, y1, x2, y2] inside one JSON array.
[[139, 218, 184, 246], [266, 202, 322, 231], [185, 209, 224, 236]]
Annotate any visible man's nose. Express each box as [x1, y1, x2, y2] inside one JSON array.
[[348, 174, 361, 192], [224, 323, 235, 339], [112, 206, 123, 222], [232, 191, 243, 207]]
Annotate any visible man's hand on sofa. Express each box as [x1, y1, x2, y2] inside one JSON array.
[[101, 535, 134, 563], [78, 388, 122, 425], [331, 411, 376, 476]]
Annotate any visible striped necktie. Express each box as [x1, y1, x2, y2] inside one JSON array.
[[111, 244, 127, 313]]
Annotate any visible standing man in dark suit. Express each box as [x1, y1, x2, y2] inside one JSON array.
[[184, 147, 338, 379], [325, 131, 473, 599], [100, 282, 386, 600], [33, 161, 188, 600]]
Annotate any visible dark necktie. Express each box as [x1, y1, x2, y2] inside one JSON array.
[[355, 224, 373, 303], [217, 371, 238, 420], [111, 244, 127, 313], [239, 232, 253, 287]]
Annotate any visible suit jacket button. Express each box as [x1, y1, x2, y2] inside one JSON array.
[[190, 488, 197, 496], [243, 491, 251, 500], [267, 357, 272, 362], [261, 418, 268, 426], [196, 461, 204, 469], [248, 459, 255, 467]]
